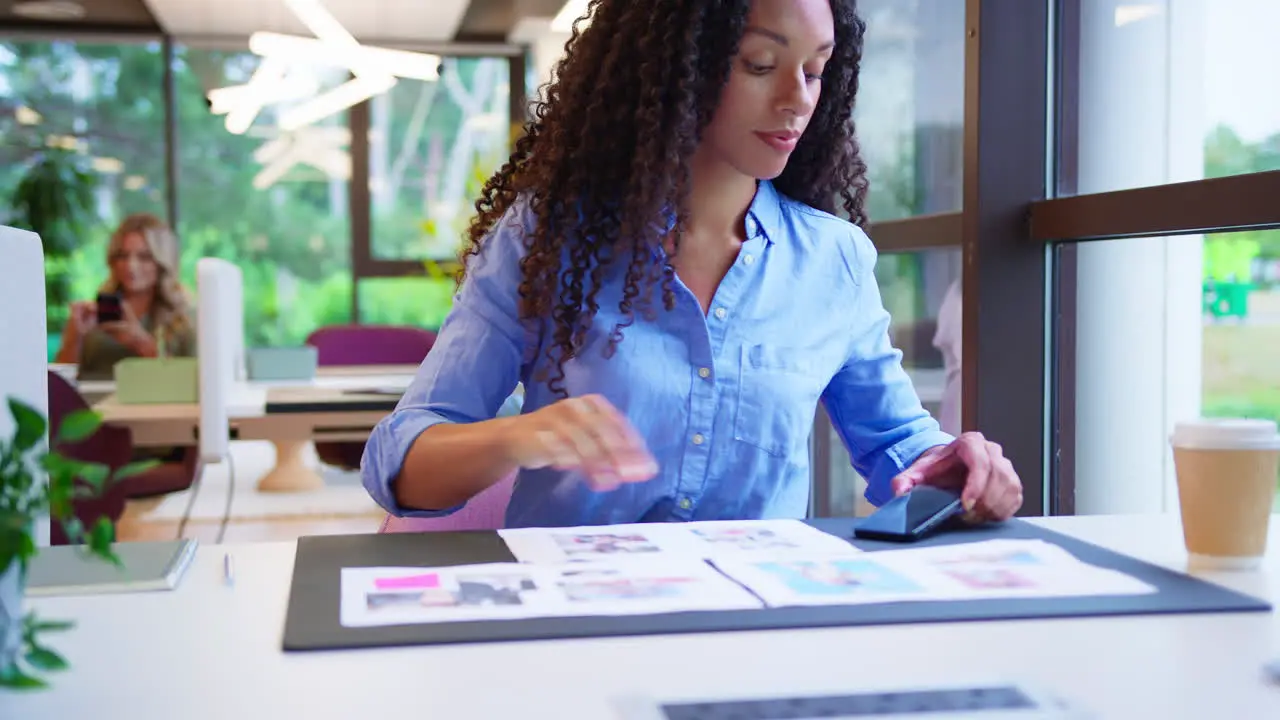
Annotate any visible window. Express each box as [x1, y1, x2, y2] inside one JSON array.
[[856, 0, 964, 221], [1046, 0, 1280, 515], [819, 248, 962, 518], [0, 39, 167, 339], [357, 276, 455, 328], [175, 46, 353, 347], [1070, 227, 1280, 513], [356, 54, 513, 331], [811, 0, 965, 519], [1062, 0, 1280, 195], [1202, 229, 1280, 426], [2, 34, 520, 350], [368, 57, 511, 261]]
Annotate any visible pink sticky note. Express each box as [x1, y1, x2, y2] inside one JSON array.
[[374, 573, 441, 590]]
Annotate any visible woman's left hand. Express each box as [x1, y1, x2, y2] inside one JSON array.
[[890, 432, 1024, 522], [100, 303, 157, 356]]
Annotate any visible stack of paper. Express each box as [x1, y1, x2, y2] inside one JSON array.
[[338, 520, 1157, 628]]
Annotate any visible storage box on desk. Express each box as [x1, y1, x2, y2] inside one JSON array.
[[113, 357, 198, 404], [246, 346, 318, 382]]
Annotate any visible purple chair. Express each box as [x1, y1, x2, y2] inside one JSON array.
[[305, 325, 437, 471], [46, 371, 198, 543], [305, 325, 436, 367], [380, 471, 516, 533], [47, 371, 133, 545]]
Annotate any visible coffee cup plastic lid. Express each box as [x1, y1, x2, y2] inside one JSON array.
[[1170, 418, 1280, 451]]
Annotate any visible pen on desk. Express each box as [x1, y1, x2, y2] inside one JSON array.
[[223, 553, 234, 586]]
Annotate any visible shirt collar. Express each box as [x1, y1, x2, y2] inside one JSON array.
[[746, 180, 781, 245], [651, 179, 781, 261]]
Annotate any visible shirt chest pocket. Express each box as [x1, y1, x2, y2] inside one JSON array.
[[733, 344, 829, 459]]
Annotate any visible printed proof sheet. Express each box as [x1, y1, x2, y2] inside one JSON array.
[[338, 526, 1158, 628], [710, 539, 1157, 607], [498, 519, 861, 564], [339, 557, 762, 628]]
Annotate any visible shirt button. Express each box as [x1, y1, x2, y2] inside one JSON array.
[[691, 433, 705, 445], [678, 497, 693, 510], [743, 254, 755, 265], [714, 307, 727, 320], [697, 367, 711, 379]]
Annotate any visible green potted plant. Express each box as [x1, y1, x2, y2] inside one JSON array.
[[0, 397, 154, 689], [8, 148, 100, 352]]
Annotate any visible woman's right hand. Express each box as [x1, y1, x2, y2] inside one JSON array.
[[504, 394, 658, 491], [66, 300, 98, 337]]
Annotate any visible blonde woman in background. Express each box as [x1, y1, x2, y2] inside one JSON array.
[[56, 213, 197, 381]]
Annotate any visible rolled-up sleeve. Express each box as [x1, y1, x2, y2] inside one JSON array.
[[822, 226, 954, 508], [361, 198, 538, 517]]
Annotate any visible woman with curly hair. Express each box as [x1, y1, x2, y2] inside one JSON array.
[[362, 0, 1023, 527], [56, 212, 196, 381]]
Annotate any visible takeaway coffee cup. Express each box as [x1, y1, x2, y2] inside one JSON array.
[[1170, 418, 1280, 570]]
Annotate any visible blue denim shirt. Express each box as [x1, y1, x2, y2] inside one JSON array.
[[362, 180, 953, 527]]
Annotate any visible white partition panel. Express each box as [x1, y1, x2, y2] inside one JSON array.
[[0, 226, 50, 546], [196, 258, 245, 465]]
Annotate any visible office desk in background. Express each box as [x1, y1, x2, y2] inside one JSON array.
[[4, 514, 1278, 719], [82, 365, 419, 492]]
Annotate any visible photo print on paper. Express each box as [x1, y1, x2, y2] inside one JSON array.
[[552, 532, 663, 557], [689, 526, 804, 552], [365, 571, 539, 611], [755, 558, 924, 597]]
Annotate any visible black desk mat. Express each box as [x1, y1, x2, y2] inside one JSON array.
[[281, 518, 1272, 652]]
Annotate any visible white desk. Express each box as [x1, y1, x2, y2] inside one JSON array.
[[5, 514, 1279, 718]]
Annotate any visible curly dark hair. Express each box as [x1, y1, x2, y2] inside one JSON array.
[[460, 0, 869, 397]]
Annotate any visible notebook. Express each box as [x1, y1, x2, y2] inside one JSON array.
[[25, 539, 199, 597]]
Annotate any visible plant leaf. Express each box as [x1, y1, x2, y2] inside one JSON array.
[[55, 409, 101, 444], [25, 646, 68, 672], [7, 398, 46, 452], [17, 528, 36, 562], [112, 459, 160, 482], [0, 662, 47, 689], [40, 452, 70, 475], [59, 516, 84, 544], [74, 462, 109, 490], [88, 517, 119, 566]]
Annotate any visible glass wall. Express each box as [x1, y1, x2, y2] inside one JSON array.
[[368, 57, 510, 261], [0, 39, 168, 338], [1, 34, 519, 351], [815, 0, 965, 517], [1064, 0, 1280, 194], [1060, 0, 1280, 514], [857, 0, 964, 221], [176, 46, 354, 348], [362, 55, 511, 328], [356, 276, 454, 328]]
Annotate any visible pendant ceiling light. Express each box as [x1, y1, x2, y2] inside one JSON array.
[[208, 0, 441, 134]]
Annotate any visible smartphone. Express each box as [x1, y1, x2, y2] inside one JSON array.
[[853, 486, 965, 543], [96, 292, 123, 324]]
